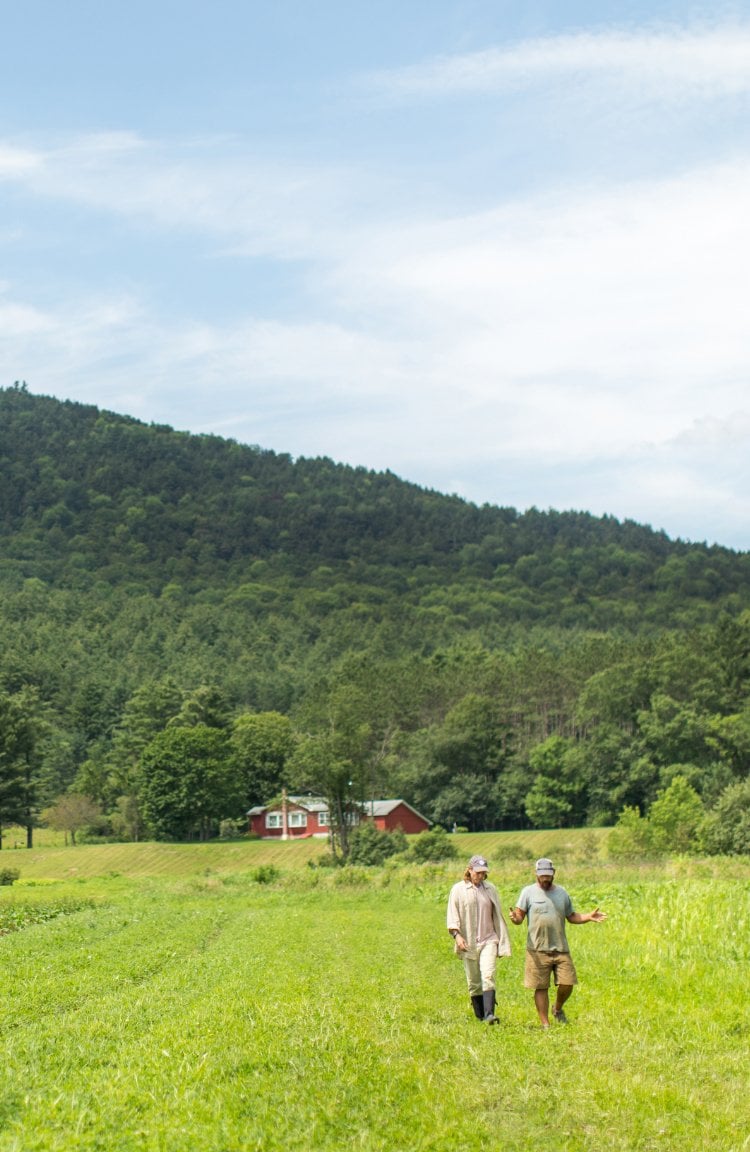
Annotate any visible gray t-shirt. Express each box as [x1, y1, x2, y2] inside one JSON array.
[[516, 883, 574, 952]]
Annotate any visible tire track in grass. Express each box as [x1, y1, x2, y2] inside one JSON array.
[[1, 886, 478, 1152]]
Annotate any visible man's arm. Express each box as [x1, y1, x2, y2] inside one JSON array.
[[508, 906, 526, 925], [566, 907, 607, 924]]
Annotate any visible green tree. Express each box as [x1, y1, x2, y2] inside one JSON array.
[[705, 706, 750, 782], [647, 775, 704, 854], [109, 794, 144, 842], [700, 778, 750, 855], [42, 793, 102, 846], [230, 711, 295, 809], [139, 726, 234, 840], [608, 806, 653, 860], [287, 730, 362, 861], [72, 756, 111, 807], [637, 695, 715, 772], [418, 694, 510, 831], [289, 678, 403, 859], [0, 688, 43, 848], [167, 684, 232, 730], [713, 612, 750, 710], [524, 736, 586, 829], [108, 677, 183, 798], [0, 696, 24, 832]]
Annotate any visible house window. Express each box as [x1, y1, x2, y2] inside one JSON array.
[[316, 809, 358, 827], [288, 811, 307, 828], [265, 812, 283, 829]]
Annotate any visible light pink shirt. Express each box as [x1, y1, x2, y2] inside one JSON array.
[[474, 883, 500, 948]]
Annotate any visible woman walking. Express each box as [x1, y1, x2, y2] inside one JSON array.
[[446, 854, 511, 1024]]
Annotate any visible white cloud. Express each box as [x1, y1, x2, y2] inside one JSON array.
[[4, 144, 750, 463], [595, 415, 750, 545], [320, 158, 750, 461], [0, 144, 42, 178], [0, 301, 54, 335], [0, 133, 356, 263], [375, 24, 750, 102]]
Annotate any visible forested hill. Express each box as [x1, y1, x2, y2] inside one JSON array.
[[1, 384, 748, 630], [2, 383, 750, 840]]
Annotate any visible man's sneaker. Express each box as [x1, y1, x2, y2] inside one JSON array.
[[552, 1006, 568, 1024]]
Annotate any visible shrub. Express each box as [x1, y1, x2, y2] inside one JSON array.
[[608, 806, 653, 860], [609, 777, 705, 860], [574, 831, 601, 863], [251, 864, 280, 885], [491, 839, 526, 862], [219, 818, 245, 840], [348, 823, 407, 866], [406, 827, 458, 863], [0, 867, 20, 886], [333, 866, 371, 886]]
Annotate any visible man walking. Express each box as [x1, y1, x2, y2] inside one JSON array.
[[509, 858, 606, 1029], [447, 854, 511, 1024]]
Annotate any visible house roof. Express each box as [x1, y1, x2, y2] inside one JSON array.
[[365, 799, 431, 824], [287, 795, 328, 812], [246, 795, 328, 816]]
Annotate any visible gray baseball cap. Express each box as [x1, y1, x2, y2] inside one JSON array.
[[535, 857, 555, 875], [468, 855, 489, 871]]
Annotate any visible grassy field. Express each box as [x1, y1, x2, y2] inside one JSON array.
[[1, 827, 607, 882], [1, 838, 748, 1151]]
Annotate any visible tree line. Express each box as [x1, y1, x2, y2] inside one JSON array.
[[2, 615, 749, 855]]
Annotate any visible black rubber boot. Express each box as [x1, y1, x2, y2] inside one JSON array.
[[471, 994, 485, 1021], [482, 989, 498, 1024]]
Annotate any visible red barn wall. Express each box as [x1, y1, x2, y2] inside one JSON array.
[[376, 805, 429, 835]]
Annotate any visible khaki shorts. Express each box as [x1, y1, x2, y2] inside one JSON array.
[[524, 949, 577, 990]]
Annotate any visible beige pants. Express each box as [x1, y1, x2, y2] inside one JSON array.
[[462, 939, 498, 996]]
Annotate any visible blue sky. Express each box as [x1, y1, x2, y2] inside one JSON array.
[[2, 1, 750, 549]]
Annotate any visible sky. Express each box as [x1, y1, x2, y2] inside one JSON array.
[[2, 1, 750, 551]]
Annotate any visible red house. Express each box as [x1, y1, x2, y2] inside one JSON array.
[[247, 795, 430, 840], [365, 799, 432, 835]]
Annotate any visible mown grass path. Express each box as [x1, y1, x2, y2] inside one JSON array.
[[1, 861, 748, 1151]]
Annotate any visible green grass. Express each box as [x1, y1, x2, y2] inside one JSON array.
[[0, 847, 748, 1150], [2, 825, 68, 850]]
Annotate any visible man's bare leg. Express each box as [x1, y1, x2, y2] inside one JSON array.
[[553, 983, 573, 1021], [534, 988, 550, 1027]]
